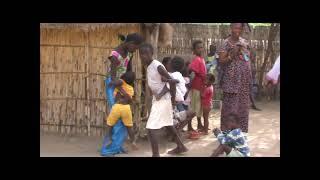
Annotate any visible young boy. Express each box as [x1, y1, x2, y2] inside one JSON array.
[[200, 73, 215, 135], [105, 71, 138, 150], [156, 56, 187, 112], [188, 40, 207, 132], [139, 43, 188, 157], [211, 114, 250, 157]]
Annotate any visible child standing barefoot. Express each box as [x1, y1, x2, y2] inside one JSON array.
[[139, 43, 188, 157], [200, 74, 215, 135], [188, 40, 207, 131]]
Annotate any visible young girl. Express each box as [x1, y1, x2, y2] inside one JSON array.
[[101, 33, 143, 156], [139, 43, 188, 157], [200, 74, 215, 135]]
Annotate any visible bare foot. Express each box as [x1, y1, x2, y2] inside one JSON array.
[[167, 146, 188, 155], [131, 143, 139, 151], [197, 125, 204, 131]]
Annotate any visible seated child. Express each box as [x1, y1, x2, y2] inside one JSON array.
[[156, 56, 186, 111], [211, 114, 250, 157], [105, 71, 138, 150]]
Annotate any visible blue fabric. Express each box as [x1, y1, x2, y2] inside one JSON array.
[[100, 77, 128, 156], [216, 128, 250, 157], [176, 102, 185, 112]]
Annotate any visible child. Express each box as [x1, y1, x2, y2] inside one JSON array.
[[188, 40, 207, 132], [105, 71, 138, 150], [200, 73, 215, 135], [162, 56, 172, 72], [205, 44, 217, 74], [156, 56, 187, 112], [181, 62, 191, 111], [139, 43, 188, 157], [211, 114, 250, 157]]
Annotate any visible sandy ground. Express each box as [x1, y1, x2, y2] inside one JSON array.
[[40, 101, 280, 157]]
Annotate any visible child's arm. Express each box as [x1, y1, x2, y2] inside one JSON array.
[[155, 85, 170, 100], [112, 80, 132, 103], [184, 88, 190, 100], [108, 56, 120, 81], [117, 87, 132, 103], [109, 79, 123, 87], [157, 65, 178, 105]]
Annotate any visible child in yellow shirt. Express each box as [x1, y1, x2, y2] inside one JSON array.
[[105, 71, 137, 150]]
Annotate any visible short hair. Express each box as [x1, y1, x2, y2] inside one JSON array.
[[139, 43, 154, 54], [170, 56, 185, 72], [192, 40, 203, 50], [162, 57, 171, 67], [120, 71, 135, 85]]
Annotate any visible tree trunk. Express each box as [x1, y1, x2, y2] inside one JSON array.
[[258, 23, 280, 98]]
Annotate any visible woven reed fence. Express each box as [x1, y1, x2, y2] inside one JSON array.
[[40, 23, 143, 136], [40, 23, 280, 136], [158, 23, 280, 89]]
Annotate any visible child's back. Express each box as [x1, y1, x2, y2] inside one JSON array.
[[170, 71, 186, 102], [217, 128, 250, 157]]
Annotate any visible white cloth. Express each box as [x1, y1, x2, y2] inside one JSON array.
[[170, 72, 187, 102], [146, 60, 173, 129], [183, 77, 191, 106], [147, 60, 171, 100], [146, 98, 173, 129], [266, 56, 280, 84]]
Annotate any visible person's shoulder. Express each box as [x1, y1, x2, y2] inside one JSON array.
[[149, 59, 159, 67]]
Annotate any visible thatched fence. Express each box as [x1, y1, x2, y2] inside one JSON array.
[[40, 23, 280, 136]]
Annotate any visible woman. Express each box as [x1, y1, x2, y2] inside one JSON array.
[[101, 33, 143, 156], [218, 23, 252, 133]]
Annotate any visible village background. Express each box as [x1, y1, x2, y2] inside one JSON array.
[[40, 23, 280, 157]]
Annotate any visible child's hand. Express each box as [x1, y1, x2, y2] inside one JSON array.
[[168, 79, 179, 84], [155, 94, 162, 101]]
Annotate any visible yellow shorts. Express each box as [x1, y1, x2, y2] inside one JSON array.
[[106, 104, 133, 127]]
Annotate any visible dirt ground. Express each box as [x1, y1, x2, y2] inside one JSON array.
[[40, 101, 280, 157]]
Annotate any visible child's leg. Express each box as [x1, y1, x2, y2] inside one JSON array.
[[147, 129, 160, 157], [197, 116, 203, 130], [211, 144, 232, 157], [187, 120, 194, 131], [126, 127, 138, 150], [166, 126, 188, 154], [202, 107, 211, 134], [177, 111, 195, 130]]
